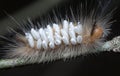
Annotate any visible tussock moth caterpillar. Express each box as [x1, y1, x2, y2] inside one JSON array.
[[0, 0, 116, 64]]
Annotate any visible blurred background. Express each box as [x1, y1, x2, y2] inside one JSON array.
[[0, 0, 120, 76], [0, 0, 63, 34]]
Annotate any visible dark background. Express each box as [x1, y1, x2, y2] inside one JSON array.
[[0, 0, 120, 76]]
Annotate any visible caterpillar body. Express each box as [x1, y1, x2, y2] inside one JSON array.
[[0, 0, 115, 63]]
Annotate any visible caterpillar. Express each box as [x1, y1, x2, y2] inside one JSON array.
[[0, 0, 116, 63]]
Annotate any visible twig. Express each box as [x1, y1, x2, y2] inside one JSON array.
[[0, 58, 28, 69], [102, 36, 120, 52]]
